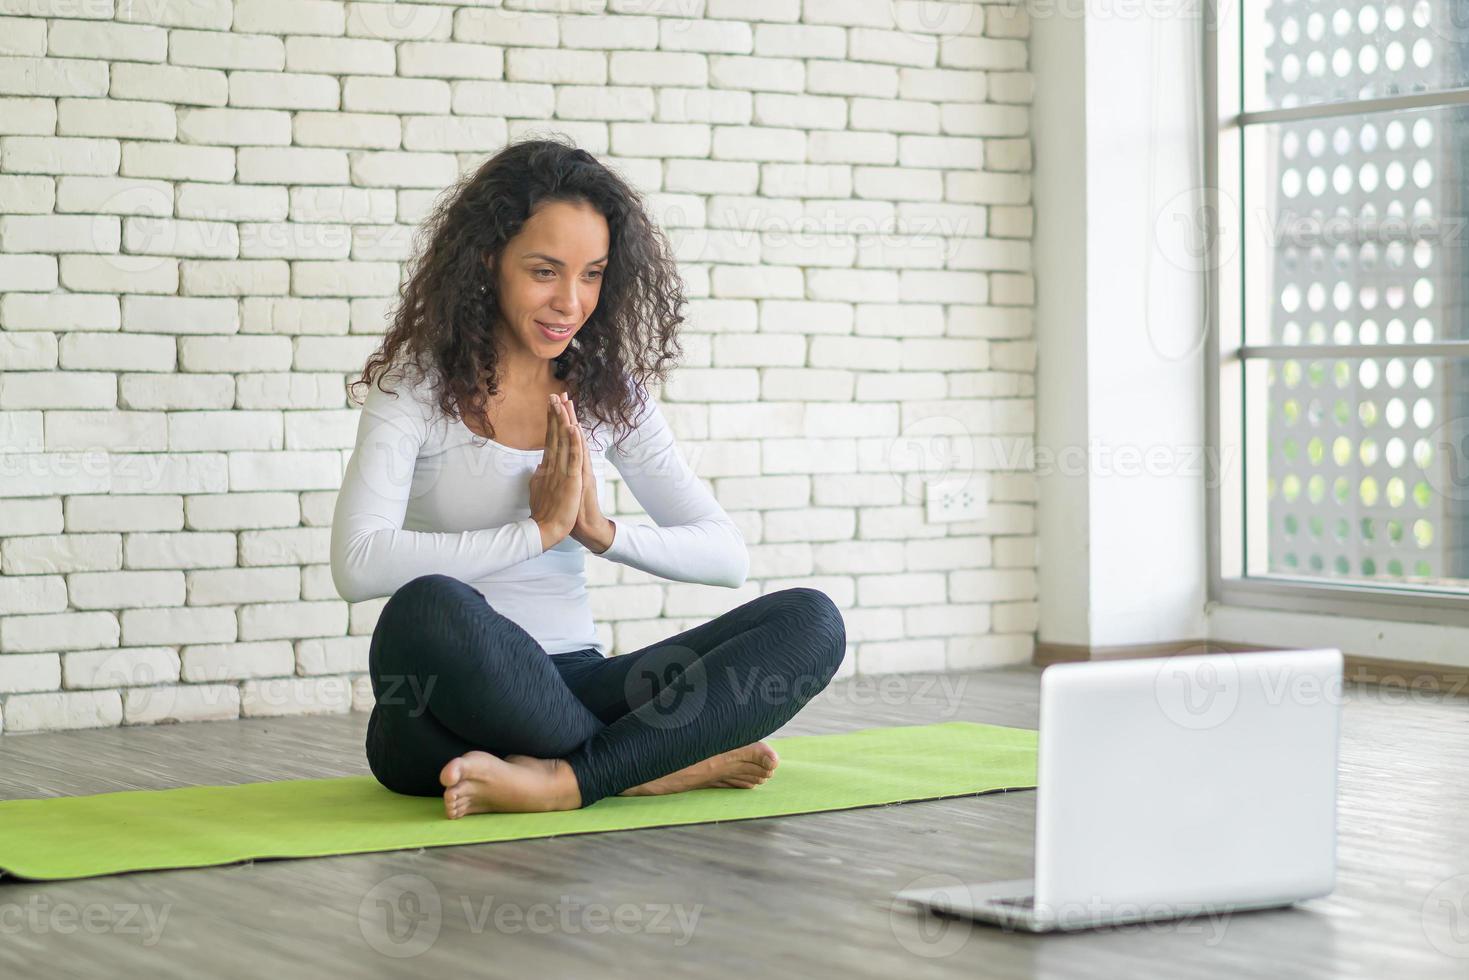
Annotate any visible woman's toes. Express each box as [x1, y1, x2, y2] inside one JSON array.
[[440, 757, 463, 788], [751, 742, 779, 770], [715, 762, 773, 788]]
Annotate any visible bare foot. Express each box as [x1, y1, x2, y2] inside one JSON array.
[[439, 751, 582, 819], [619, 741, 780, 798]]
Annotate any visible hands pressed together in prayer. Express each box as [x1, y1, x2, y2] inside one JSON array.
[[528, 392, 615, 554]]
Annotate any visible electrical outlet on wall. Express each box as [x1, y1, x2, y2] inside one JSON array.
[[925, 477, 988, 524]]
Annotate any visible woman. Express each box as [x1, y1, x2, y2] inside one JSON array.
[[331, 138, 847, 818]]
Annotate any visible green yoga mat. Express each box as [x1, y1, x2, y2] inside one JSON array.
[[0, 720, 1037, 881]]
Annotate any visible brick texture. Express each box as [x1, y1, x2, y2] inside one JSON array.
[[0, 0, 1035, 733]]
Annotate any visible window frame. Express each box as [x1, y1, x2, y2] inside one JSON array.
[[1205, 1, 1469, 628]]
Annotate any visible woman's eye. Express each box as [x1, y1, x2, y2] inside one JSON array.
[[534, 269, 554, 278], [587, 270, 603, 281]]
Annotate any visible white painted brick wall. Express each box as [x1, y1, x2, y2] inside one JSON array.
[[0, 1, 1035, 734]]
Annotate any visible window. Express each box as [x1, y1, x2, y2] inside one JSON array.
[[1210, 1, 1469, 620]]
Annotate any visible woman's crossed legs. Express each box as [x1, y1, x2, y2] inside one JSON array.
[[365, 574, 847, 814]]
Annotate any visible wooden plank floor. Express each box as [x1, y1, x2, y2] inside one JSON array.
[[1, 665, 1465, 978]]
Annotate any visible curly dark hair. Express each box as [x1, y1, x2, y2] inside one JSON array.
[[348, 136, 686, 453]]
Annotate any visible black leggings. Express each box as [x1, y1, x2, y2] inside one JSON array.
[[364, 573, 847, 808]]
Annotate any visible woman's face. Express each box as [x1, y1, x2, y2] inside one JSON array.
[[489, 198, 609, 367]]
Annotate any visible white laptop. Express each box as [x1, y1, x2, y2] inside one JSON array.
[[893, 648, 1344, 932]]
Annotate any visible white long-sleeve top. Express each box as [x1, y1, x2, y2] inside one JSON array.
[[329, 364, 749, 656]]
